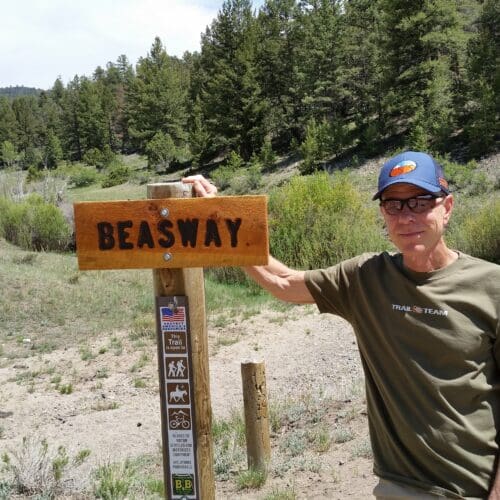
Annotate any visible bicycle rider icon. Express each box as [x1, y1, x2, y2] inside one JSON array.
[[168, 408, 192, 430]]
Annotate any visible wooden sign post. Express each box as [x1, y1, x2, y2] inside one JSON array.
[[74, 184, 268, 499]]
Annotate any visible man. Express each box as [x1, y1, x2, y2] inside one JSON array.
[[184, 151, 500, 499]]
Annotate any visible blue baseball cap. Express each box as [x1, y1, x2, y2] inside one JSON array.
[[373, 151, 450, 200]]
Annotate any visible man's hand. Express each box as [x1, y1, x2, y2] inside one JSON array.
[[182, 175, 217, 198]]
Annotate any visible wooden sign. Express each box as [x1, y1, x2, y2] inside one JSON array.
[[73, 195, 268, 270]]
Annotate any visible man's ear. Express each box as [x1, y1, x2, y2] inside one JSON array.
[[443, 194, 454, 224]]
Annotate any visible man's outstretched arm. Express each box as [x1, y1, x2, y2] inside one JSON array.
[[243, 257, 314, 304], [182, 175, 315, 304]]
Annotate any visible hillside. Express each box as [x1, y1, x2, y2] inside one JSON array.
[[0, 86, 42, 99]]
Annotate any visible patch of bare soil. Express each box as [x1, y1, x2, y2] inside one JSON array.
[[0, 306, 376, 498]]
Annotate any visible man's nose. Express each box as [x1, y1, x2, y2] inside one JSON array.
[[396, 205, 416, 222]]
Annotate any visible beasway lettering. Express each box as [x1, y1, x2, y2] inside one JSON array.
[[96, 218, 242, 251]]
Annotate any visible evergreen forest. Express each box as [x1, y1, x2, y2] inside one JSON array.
[[0, 0, 498, 175]]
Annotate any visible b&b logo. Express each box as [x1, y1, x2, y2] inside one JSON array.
[[172, 474, 195, 495]]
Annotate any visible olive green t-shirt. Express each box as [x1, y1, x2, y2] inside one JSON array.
[[305, 252, 500, 499]]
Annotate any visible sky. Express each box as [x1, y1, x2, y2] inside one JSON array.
[[1, 0, 265, 90]]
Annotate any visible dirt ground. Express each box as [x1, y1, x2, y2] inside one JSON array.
[[0, 305, 377, 499]]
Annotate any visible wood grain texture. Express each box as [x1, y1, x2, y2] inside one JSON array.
[[241, 361, 271, 472], [74, 195, 269, 270], [151, 182, 215, 500]]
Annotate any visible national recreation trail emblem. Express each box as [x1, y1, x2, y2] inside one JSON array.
[[161, 305, 187, 332]]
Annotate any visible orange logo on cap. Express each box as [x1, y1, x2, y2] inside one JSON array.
[[439, 177, 448, 190], [390, 160, 417, 177]]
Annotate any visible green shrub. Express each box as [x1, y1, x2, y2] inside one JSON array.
[[259, 137, 277, 169], [69, 165, 100, 187], [0, 198, 35, 249], [236, 467, 267, 490], [92, 461, 133, 499], [447, 196, 500, 263], [406, 110, 429, 152], [299, 118, 349, 173], [440, 157, 489, 196], [228, 157, 263, 194], [0, 197, 9, 238], [269, 171, 390, 269], [3, 437, 72, 497], [58, 384, 73, 395], [145, 131, 178, 171], [1, 140, 18, 168], [21, 147, 43, 170], [211, 151, 244, 190], [245, 159, 263, 190], [0, 195, 71, 251], [212, 410, 246, 479], [102, 164, 131, 188], [299, 118, 330, 174], [26, 165, 44, 183], [83, 146, 115, 169], [30, 202, 72, 251]]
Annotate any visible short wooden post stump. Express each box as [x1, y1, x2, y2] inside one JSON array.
[[241, 360, 271, 472]]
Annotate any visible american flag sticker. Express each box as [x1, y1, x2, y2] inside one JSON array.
[[161, 306, 187, 332]]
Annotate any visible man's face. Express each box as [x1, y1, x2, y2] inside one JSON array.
[[379, 183, 453, 256]]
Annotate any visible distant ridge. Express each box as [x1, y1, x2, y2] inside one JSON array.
[[0, 86, 43, 99]]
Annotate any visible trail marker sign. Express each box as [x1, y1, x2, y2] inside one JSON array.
[[159, 295, 198, 498], [74, 184, 269, 500], [73, 196, 268, 270]]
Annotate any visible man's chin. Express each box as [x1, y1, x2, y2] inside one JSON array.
[[395, 243, 429, 256]]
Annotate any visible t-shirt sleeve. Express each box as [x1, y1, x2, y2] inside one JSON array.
[[494, 319, 500, 370], [484, 269, 500, 369], [305, 254, 368, 322]]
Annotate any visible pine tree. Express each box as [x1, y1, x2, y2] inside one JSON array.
[[188, 94, 213, 166], [11, 96, 41, 155], [378, 0, 473, 149], [294, 0, 343, 124], [0, 97, 17, 146], [126, 37, 188, 152], [95, 56, 135, 152], [1, 140, 17, 168], [43, 130, 63, 168], [37, 91, 64, 163], [51, 78, 65, 104], [77, 77, 109, 153], [336, 0, 385, 153], [60, 76, 83, 160], [192, 0, 266, 160], [145, 131, 178, 170], [255, 0, 301, 149], [464, 0, 499, 155], [110, 55, 135, 152]]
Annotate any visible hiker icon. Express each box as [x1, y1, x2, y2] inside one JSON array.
[[166, 358, 187, 379]]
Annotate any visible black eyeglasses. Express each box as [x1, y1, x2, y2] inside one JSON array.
[[380, 194, 442, 215]]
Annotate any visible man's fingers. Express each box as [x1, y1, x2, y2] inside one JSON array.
[[182, 175, 218, 198]]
